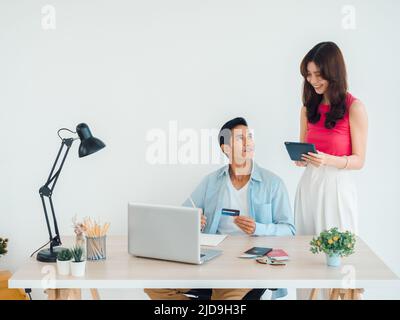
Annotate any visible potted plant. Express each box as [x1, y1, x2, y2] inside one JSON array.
[[70, 246, 86, 277], [0, 237, 8, 258], [56, 249, 73, 275], [310, 227, 356, 267]]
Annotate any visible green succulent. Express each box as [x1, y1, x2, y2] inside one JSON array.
[[310, 227, 356, 257], [71, 246, 85, 262], [57, 249, 73, 261], [0, 237, 8, 257]]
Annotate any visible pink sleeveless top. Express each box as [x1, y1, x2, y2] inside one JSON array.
[[305, 92, 356, 156]]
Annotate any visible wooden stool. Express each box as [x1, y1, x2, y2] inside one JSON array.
[[0, 270, 29, 300]]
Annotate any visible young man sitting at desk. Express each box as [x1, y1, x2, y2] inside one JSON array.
[[144, 117, 295, 300]]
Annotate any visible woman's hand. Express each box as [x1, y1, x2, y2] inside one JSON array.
[[301, 151, 328, 167], [294, 160, 308, 167], [234, 216, 256, 235]]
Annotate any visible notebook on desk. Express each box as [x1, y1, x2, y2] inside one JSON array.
[[238, 247, 272, 258]]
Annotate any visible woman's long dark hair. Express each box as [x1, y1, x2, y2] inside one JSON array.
[[300, 42, 348, 129]]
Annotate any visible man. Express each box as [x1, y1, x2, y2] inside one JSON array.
[[145, 117, 295, 300]]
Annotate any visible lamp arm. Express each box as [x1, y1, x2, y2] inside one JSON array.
[[39, 138, 74, 251], [50, 138, 74, 192]]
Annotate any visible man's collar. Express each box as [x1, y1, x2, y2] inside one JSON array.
[[218, 160, 262, 182]]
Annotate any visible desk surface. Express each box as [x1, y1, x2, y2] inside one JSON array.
[[9, 235, 399, 289]]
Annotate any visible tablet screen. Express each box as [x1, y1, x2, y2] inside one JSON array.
[[284, 142, 317, 161]]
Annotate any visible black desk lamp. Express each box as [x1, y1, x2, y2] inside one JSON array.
[[36, 123, 105, 262]]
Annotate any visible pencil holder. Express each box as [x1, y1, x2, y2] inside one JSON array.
[[86, 235, 106, 260]]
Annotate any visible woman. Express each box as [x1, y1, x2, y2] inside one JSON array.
[[294, 42, 368, 299]]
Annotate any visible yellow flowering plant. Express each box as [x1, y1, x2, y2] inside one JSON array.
[[310, 228, 356, 257]]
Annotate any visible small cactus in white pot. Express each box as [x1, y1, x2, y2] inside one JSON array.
[[70, 246, 86, 277], [56, 249, 73, 275]]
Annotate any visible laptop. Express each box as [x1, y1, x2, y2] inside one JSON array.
[[128, 203, 222, 264]]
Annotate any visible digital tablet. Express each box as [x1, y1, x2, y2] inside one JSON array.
[[284, 142, 317, 161]]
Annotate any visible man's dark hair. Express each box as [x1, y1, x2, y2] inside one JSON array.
[[218, 117, 248, 147]]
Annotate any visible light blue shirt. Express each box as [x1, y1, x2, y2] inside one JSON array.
[[183, 162, 295, 236], [182, 161, 295, 299]]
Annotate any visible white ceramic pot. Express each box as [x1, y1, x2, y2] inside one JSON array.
[[56, 259, 71, 276], [70, 260, 86, 277]]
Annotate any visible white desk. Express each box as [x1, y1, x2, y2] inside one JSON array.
[[9, 235, 399, 299]]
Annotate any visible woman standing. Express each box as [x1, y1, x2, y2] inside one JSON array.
[[295, 41, 368, 234], [294, 42, 368, 299]]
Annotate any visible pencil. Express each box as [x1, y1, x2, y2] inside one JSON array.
[[189, 196, 196, 208]]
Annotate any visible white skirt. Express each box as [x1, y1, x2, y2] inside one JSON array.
[[295, 165, 359, 300], [294, 165, 358, 236]]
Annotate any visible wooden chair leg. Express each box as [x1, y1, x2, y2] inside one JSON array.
[[343, 289, 352, 300], [90, 288, 100, 300], [329, 289, 340, 300], [309, 288, 319, 300]]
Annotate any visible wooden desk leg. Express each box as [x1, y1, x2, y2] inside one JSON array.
[[90, 289, 100, 300], [309, 289, 319, 300]]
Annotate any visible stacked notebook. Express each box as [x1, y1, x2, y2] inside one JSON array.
[[266, 249, 289, 261]]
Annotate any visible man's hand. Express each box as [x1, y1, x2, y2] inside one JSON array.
[[234, 216, 256, 235], [200, 209, 207, 231]]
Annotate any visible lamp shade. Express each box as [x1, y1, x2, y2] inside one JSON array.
[[76, 123, 106, 157]]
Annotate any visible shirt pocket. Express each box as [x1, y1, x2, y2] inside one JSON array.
[[254, 203, 273, 224]]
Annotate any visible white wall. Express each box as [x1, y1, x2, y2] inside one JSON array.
[[1, 0, 399, 299]]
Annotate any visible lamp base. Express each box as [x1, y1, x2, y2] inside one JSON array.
[[36, 247, 66, 263]]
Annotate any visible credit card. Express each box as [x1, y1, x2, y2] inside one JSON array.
[[221, 208, 240, 216]]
